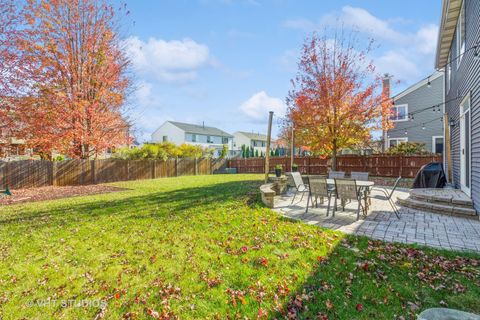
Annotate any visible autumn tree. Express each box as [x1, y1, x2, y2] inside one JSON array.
[[10, 0, 131, 159], [0, 0, 21, 133], [285, 31, 392, 169]]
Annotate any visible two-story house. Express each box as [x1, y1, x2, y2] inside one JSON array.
[[233, 131, 268, 155], [436, 0, 480, 206], [385, 71, 444, 153], [151, 121, 233, 157]]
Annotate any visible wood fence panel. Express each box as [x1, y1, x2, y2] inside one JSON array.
[[197, 158, 210, 175], [3, 160, 52, 188], [176, 158, 195, 176], [128, 160, 153, 181], [228, 155, 443, 178], [94, 159, 128, 183], [54, 159, 92, 186]]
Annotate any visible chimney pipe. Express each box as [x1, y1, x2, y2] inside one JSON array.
[[382, 73, 392, 98]]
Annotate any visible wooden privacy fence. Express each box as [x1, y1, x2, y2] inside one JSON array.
[[0, 158, 227, 189], [228, 154, 443, 178]]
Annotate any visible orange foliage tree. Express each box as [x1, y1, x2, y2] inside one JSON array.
[[6, 0, 131, 159], [285, 32, 392, 169]]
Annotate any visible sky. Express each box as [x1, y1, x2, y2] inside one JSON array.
[[121, 0, 443, 142]]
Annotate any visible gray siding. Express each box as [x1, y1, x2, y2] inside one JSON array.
[[446, 0, 480, 210], [388, 75, 444, 152]]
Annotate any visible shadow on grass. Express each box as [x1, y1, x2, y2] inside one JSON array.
[[0, 179, 262, 228]]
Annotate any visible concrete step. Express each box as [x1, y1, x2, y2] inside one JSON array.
[[409, 194, 474, 208], [409, 188, 474, 207], [398, 197, 478, 220]]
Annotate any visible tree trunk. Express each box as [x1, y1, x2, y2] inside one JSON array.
[[332, 138, 337, 171]]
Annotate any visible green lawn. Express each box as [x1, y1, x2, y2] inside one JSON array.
[[0, 174, 479, 319]]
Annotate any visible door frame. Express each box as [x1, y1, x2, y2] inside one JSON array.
[[459, 93, 471, 196]]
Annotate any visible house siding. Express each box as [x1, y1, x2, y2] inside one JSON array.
[[387, 74, 444, 152], [445, 0, 480, 210]]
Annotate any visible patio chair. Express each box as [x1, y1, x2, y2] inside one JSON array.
[[328, 171, 345, 179], [290, 172, 309, 204], [332, 178, 364, 220], [367, 176, 402, 219], [351, 172, 369, 181], [305, 177, 333, 215]]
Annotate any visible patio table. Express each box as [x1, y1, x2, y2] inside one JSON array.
[[325, 178, 374, 217]]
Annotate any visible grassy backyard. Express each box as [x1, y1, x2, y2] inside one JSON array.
[[0, 174, 479, 319]]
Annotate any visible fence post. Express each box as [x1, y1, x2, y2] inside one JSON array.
[[152, 160, 156, 179], [399, 155, 403, 178], [194, 158, 198, 175], [52, 161, 57, 186], [175, 158, 178, 176], [91, 160, 96, 184]]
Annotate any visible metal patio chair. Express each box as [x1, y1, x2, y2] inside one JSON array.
[[332, 178, 364, 220], [290, 172, 309, 204], [368, 176, 402, 219], [328, 171, 345, 179], [351, 172, 369, 181], [305, 177, 333, 215]]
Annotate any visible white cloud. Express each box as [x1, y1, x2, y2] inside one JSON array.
[[124, 36, 211, 83], [239, 91, 286, 120], [282, 6, 439, 84], [375, 51, 422, 81], [415, 24, 438, 55]]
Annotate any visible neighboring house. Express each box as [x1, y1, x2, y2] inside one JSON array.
[[436, 0, 480, 203], [233, 131, 268, 155], [151, 121, 233, 157], [385, 71, 444, 153], [0, 137, 29, 159]]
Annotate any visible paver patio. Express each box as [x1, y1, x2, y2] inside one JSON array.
[[273, 187, 480, 253]]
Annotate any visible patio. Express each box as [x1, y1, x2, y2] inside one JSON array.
[[273, 187, 480, 253]]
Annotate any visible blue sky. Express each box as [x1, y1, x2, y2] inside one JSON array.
[[122, 0, 442, 142]]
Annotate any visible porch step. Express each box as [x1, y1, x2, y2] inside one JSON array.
[[408, 188, 474, 208], [397, 189, 478, 220]]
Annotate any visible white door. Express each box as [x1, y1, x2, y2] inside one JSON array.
[[460, 95, 471, 196]]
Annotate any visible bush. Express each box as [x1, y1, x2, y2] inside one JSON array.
[[386, 142, 430, 155], [112, 142, 212, 160], [220, 144, 228, 159]]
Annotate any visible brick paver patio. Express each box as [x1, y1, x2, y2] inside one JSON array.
[[273, 188, 480, 253]]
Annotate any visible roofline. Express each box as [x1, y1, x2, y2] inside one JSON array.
[[168, 121, 233, 138], [392, 71, 444, 101], [234, 131, 268, 141], [435, 0, 462, 69]]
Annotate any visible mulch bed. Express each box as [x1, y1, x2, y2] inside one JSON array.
[[0, 185, 128, 206]]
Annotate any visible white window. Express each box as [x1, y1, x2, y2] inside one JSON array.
[[456, 1, 465, 68], [388, 137, 408, 148], [390, 104, 408, 122], [432, 136, 444, 154]]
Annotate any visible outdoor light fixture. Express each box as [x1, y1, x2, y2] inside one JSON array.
[[404, 130, 408, 135], [449, 119, 456, 127], [422, 123, 425, 130], [474, 45, 480, 60], [427, 77, 431, 88]]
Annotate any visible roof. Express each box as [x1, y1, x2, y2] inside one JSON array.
[[235, 131, 268, 141], [435, 0, 462, 69], [392, 71, 444, 101], [168, 121, 233, 137]]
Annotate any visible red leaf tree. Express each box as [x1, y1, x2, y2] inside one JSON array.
[[8, 0, 131, 159], [0, 0, 21, 136], [285, 31, 392, 169]]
